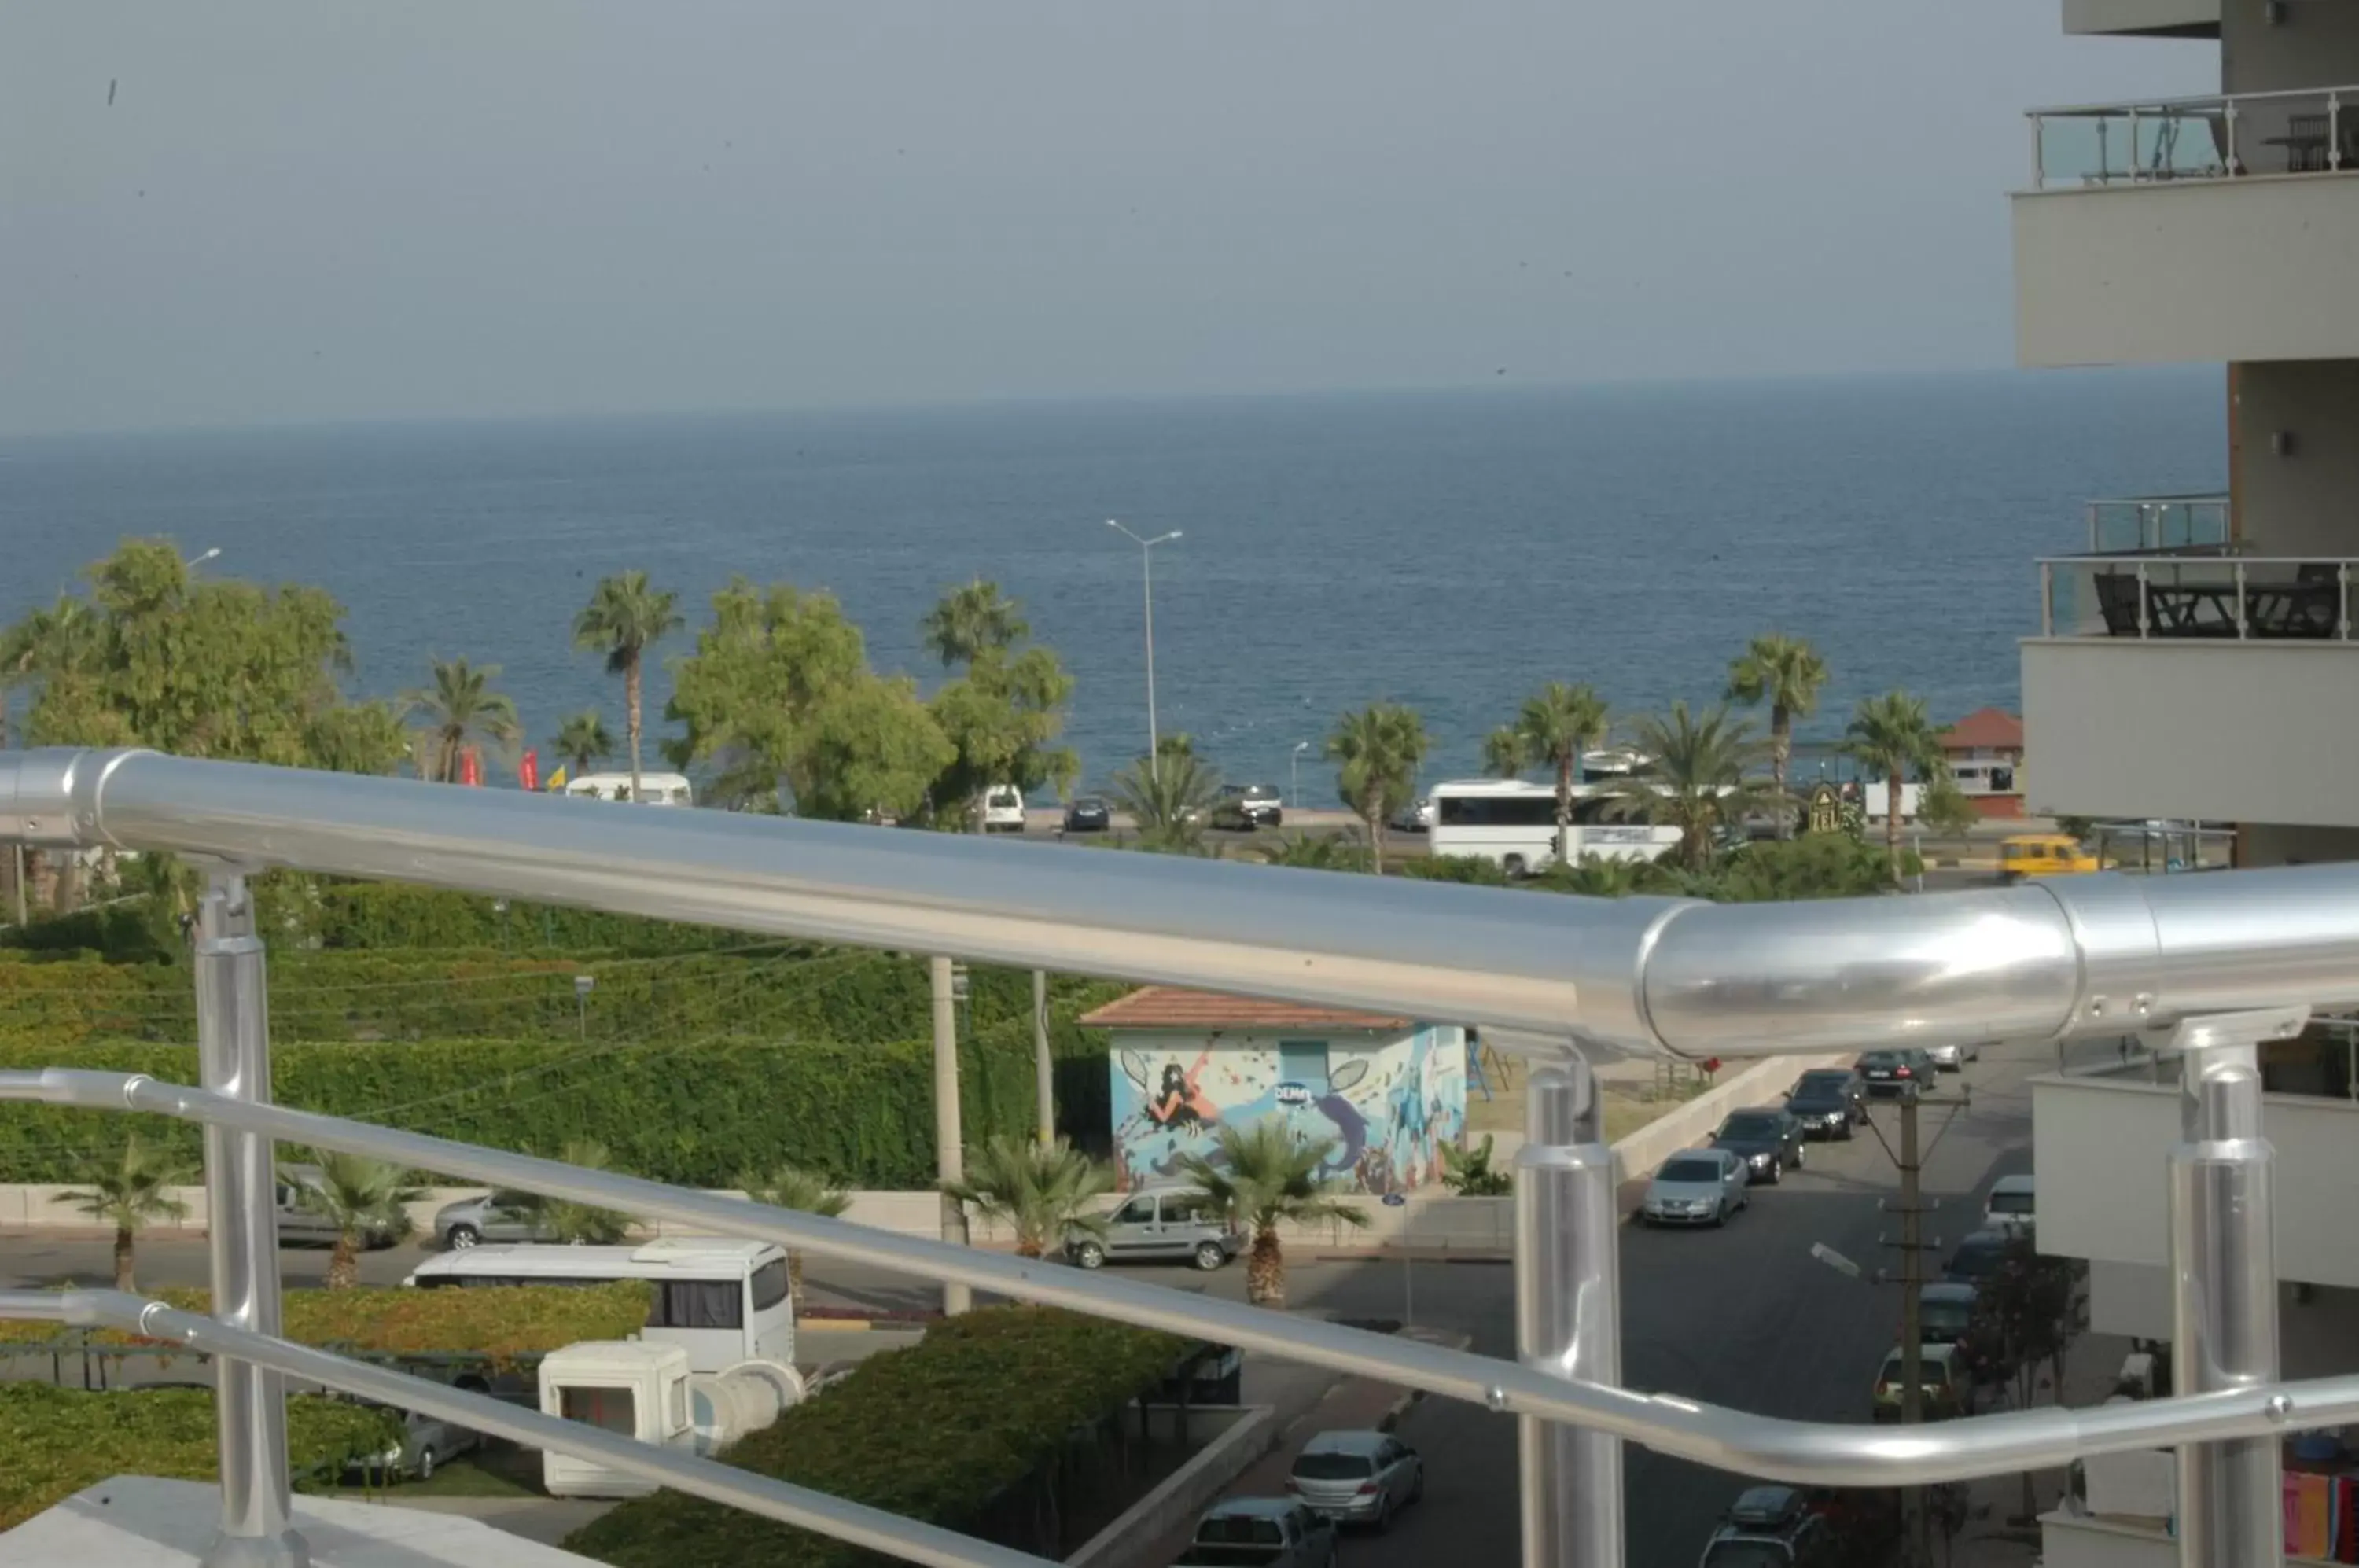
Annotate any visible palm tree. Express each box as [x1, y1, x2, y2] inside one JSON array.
[[1109, 747, 1222, 852], [403, 657, 522, 784], [1327, 703, 1429, 876], [1509, 682, 1610, 866], [1176, 1122, 1367, 1308], [543, 1139, 633, 1244], [1481, 725, 1525, 780], [1251, 832, 1371, 873], [921, 580, 1030, 668], [53, 1135, 193, 1289], [572, 572, 683, 804], [285, 1151, 421, 1290], [738, 1164, 851, 1312], [1844, 690, 1949, 878], [940, 1135, 1116, 1259], [550, 709, 615, 778], [1725, 635, 1829, 838], [1603, 702, 1770, 870]]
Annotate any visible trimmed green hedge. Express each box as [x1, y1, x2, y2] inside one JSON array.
[[565, 1306, 1185, 1568], [0, 1384, 399, 1530]]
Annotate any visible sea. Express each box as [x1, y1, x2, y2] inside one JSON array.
[[0, 369, 2224, 794]]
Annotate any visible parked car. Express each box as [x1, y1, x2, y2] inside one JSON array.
[[1062, 795, 1112, 833], [1927, 1041, 1982, 1071], [433, 1189, 558, 1250], [1389, 797, 1433, 834], [1211, 783, 1284, 830], [1855, 1049, 1938, 1098], [1918, 1282, 1980, 1361], [1175, 1498, 1338, 1568], [1783, 1072, 1864, 1141], [1983, 1172, 2037, 1235], [1640, 1150, 1750, 1227], [1067, 1186, 1242, 1272], [1943, 1228, 2014, 1286], [982, 784, 1026, 833], [276, 1164, 402, 1250], [343, 1405, 480, 1482], [1872, 1341, 1974, 1422], [1285, 1430, 1424, 1529], [1997, 833, 2099, 884], [1710, 1107, 1807, 1185], [1698, 1485, 1838, 1566]]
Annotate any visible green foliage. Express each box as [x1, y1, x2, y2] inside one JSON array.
[[1109, 749, 1221, 854], [1713, 835, 1916, 901], [1399, 853, 1511, 886], [2054, 815, 2096, 846], [53, 1135, 193, 1287], [1251, 834, 1371, 874], [1602, 702, 1771, 870], [575, 571, 685, 802], [1725, 633, 1830, 833], [1916, 772, 1981, 837], [1481, 724, 1524, 780], [0, 1385, 400, 1530], [917, 580, 1076, 829], [1844, 689, 1951, 876], [403, 656, 521, 782], [1964, 1235, 2080, 1412], [565, 1307, 1184, 1568], [1327, 702, 1429, 872], [285, 1150, 422, 1286], [1177, 1122, 1367, 1238], [545, 1139, 634, 1244], [738, 1165, 851, 1218], [942, 1136, 1117, 1257], [551, 709, 616, 775], [1508, 681, 1610, 851], [1439, 1134, 1512, 1196], [920, 580, 1031, 668]]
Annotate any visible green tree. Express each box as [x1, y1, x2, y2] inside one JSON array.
[[1252, 833, 1371, 873], [551, 709, 616, 778], [573, 572, 684, 805], [303, 700, 413, 777], [1327, 703, 1429, 876], [53, 1135, 193, 1290], [1603, 703, 1769, 870], [738, 1164, 851, 1313], [1176, 1123, 1367, 1307], [544, 1139, 633, 1245], [1501, 682, 1610, 865], [1917, 771, 1981, 838], [1724, 634, 1829, 838], [1844, 690, 1949, 878], [1543, 853, 1659, 897], [1481, 726, 1525, 780], [1109, 748, 1221, 854], [403, 657, 521, 784], [940, 1135, 1116, 1260], [284, 1151, 421, 1290], [1439, 1135, 1513, 1196], [926, 630, 1077, 832], [920, 580, 1030, 668], [1712, 834, 1919, 901]]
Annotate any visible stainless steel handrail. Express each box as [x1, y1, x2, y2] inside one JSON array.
[[0, 1287, 1055, 1568], [8, 1066, 2359, 1491], [14, 749, 2359, 1057]]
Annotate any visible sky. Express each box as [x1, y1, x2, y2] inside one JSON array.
[[2, 2, 2217, 436]]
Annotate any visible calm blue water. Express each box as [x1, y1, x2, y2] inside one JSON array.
[[0, 371, 2223, 793]]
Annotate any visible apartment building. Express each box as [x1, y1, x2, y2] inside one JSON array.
[[2015, 3, 2359, 1561]]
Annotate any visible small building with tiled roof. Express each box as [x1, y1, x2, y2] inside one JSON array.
[[1938, 708, 2027, 820], [1082, 986, 1466, 1196]]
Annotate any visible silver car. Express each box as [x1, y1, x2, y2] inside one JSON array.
[[1640, 1150, 1749, 1228], [1067, 1187, 1242, 1272], [432, 1189, 558, 1250], [1928, 1041, 1983, 1070], [1286, 1429, 1424, 1529], [344, 1406, 479, 1483]]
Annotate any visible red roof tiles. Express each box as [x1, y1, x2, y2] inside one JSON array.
[[1939, 707, 2023, 752], [1079, 985, 1411, 1032]]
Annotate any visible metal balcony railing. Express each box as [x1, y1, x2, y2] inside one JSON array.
[[2028, 83, 2359, 189], [2085, 494, 2230, 555], [2038, 554, 2359, 642], [10, 748, 2359, 1568]]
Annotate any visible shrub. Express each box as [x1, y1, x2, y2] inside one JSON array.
[[0, 1384, 399, 1530], [565, 1306, 1184, 1568]]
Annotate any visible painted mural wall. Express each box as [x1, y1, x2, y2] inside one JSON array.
[[1108, 1026, 1468, 1195]]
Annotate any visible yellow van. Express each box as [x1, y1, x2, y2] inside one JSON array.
[[1997, 834, 2100, 884]]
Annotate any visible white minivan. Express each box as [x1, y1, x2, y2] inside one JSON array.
[[983, 785, 1026, 833], [1984, 1172, 2037, 1235]]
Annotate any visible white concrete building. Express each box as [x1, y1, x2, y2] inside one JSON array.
[[2015, 5, 2359, 1562]]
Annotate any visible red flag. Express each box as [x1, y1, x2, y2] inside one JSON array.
[[518, 749, 540, 793], [459, 748, 482, 787]]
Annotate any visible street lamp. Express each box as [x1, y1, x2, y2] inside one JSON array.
[[186, 548, 222, 569], [572, 974, 595, 1040], [1291, 741, 1311, 809], [1106, 520, 1181, 778]]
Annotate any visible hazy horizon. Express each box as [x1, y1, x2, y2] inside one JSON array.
[[6, 3, 2216, 437]]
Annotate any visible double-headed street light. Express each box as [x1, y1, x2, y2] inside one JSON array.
[[1106, 520, 1181, 778]]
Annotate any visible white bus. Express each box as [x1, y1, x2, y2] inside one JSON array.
[[1426, 779, 1681, 874], [405, 1239, 793, 1373], [561, 771, 695, 806]]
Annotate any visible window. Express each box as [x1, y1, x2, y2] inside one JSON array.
[[560, 1386, 637, 1435], [1196, 1516, 1283, 1545], [1278, 1040, 1330, 1094], [1436, 793, 1557, 828], [1160, 1194, 1217, 1226], [749, 1258, 789, 1313], [1113, 1198, 1156, 1226], [1293, 1453, 1374, 1480], [649, 1278, 743, 1330]]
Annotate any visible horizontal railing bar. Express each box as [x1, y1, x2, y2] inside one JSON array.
[[13, 1067, 2359, 1488], [2040, 555, 2358, 566], [2026, 83, 2359, 116], [0, 1287, 1055, 1568]]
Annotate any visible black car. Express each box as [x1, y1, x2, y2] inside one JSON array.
[[1063, 795, 1112, 833], [1784, 1069, 1866, 1140], [1944, 1229, 2014, 1286], [1711, 1106, 1808, 1185], [1209, 783, 1284, 830], [1856, 1049, 1938, 1098]]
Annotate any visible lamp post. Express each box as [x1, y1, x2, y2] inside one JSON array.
[[1106, 520, 1180, 778], [187, 547, 223, 570], [1291, 741, 1310, 810]]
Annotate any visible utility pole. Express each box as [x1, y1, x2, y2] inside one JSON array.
[[1898, 1087, 1927, 1560], [931, 956, 970, 1315], [1032, 970, 1054, 1148]]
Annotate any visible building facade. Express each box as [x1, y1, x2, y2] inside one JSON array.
[[1082, 986, 1467, 1197]]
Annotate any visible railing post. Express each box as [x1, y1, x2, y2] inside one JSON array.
[[2127, 105, 2140, 181], [2136, 561, 2152, 638], [2339, 563, 2350, 641], [2041, 561, 2054, 638], [930, 955, 971, 1316], [2333, 94, 2343, 171], [2167, 1009, 2298, 1568], [194, 867, 308, 1568], [2031, 112, 2045, 189], [2225, 98, 2239, 175], [1515, 1055, 1622, 1568], [2234, 560, 2250, 639]]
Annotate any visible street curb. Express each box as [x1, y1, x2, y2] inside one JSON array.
[[1065, 1407, 1279, 1568]]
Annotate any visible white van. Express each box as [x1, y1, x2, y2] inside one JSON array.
[[983, 784, 1026, 833], [561, 771, 694, 806], [404, 1239, 793, 1373], [1983, 1173, 2037, 1236]]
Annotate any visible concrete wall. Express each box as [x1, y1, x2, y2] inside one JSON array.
[[2092, 1261, 2359, 1381], [2063, 0, 2217, 38], [2223, 0, 2359, 91], [2233, 359, 2359, 554], [2015, 176, 2359, 368], [2241, 822, 2359, 866]]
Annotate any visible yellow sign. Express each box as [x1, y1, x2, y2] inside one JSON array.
[[1805, 782, 1843, 836]]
